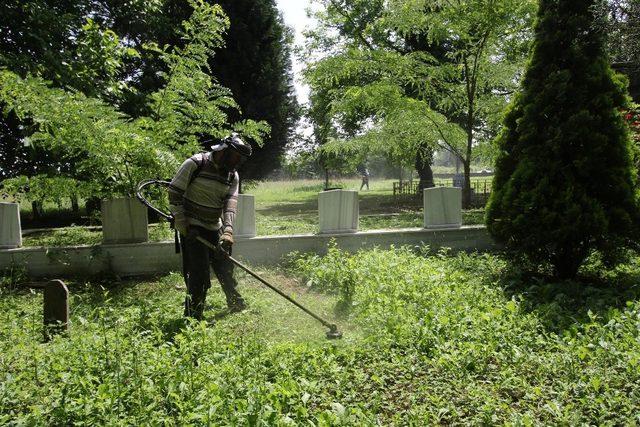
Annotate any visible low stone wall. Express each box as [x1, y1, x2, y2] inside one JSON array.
[[0, 226, 497, 278]]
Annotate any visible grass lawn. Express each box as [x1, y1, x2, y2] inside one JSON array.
[[20, 178, 486, 247], [2, 247, 639, 424]]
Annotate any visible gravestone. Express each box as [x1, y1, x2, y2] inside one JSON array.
[[0, 202, 22, 249], [234, 194, 256, 238], [43, 279, 69, 341], [101, 197, 148, 244], [452, 173, 465, 188], [423, 187, 462, 229], [318, 189, 359, 234]]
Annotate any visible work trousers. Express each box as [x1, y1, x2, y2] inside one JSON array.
[[360, 176, 369, 190], [180, 225, 243, 320]]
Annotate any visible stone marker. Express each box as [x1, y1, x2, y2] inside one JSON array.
[[318, 189, 359, 234], [234, 194, 256, 238], [423, 187, 462, 229], [0, 202, 22, 249], [43, 279, 69, 341], [101, 197, 148, 244], [452, 173, 465, 188]]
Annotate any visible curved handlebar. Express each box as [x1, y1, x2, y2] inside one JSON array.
[[136, 179, 173, 221]]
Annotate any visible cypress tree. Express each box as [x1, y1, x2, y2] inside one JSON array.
[[486, 0, 640, 279], [211, 0, 300, 181]]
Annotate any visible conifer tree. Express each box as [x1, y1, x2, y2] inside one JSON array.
[[211, 0, 299, 181], [486, 0, 640, 279]]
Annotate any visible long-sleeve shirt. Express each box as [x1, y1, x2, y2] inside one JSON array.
[[168, 152, 239, 232]]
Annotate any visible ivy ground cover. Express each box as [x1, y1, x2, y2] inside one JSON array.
[[1, 248, 639, 424]]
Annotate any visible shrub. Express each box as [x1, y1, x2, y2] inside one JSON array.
[[289, 241, 358, 315], [486, 0, 640, 278]]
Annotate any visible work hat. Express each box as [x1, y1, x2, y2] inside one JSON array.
[[210, 133, 252, 157]]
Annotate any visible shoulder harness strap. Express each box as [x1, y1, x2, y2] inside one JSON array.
[[189, 153, 210, 185]]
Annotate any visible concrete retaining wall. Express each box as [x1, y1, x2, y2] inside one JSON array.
[[0, 226, 497, 278]]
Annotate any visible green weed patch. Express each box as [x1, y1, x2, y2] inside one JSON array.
[[2, 249, 639, 424]]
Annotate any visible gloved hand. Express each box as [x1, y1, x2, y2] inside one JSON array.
[[173, 213, 188, 235], [219, 229, 234, 254]]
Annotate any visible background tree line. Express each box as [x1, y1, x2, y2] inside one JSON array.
[[0, 0, 299, 220], [301, 0, 639, 208]]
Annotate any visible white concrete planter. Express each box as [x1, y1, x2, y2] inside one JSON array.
[[101, 197, 148, 244], [318, 189, 359, 234], [234, 194, 256, 238], [0, 202, 22, 249], [423, 187, 462, 229]]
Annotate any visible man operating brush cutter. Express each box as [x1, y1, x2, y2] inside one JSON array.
[[168, 133, 252, 320], [137, 171, 343, 339]]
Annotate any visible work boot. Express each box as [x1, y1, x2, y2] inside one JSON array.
[[184, 297, 205, 320], [227, 298, 247, 313]]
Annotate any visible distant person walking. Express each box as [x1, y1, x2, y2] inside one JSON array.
[[359, 167, 370, 191]]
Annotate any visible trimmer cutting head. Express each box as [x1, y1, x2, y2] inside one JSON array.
[[326, 324, 343, 340]]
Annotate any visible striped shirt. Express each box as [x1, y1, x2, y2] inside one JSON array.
[[168, 152, 239, 232]]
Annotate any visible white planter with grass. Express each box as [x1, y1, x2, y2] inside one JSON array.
[[234, 194, 256, 238], [0, 202, 22, 248], [101, 197, 148, 244], [318, 189, 359, 234], [423, 187, 462, 229]]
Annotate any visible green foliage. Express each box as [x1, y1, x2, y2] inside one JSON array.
[[0, 0, 269, 198], [624, 104, 640, 177], [486, 0, 640, 278], [22, 227, 103, 248], [20, 223, 174, 247], [0, 70, 180, 197], [0, 264, 28, 292], [6, 248, 640, 423], [290, 241, 358, 314], [602, 0, 640, 100], [0, 0, 93, 79], [211, 0, 300, 180], [1, 175, 94, 208], [67, 18, 137, 100], [0, 1, 143, 180], [147, 1, 264, 147], [304, 0, 536, 198]]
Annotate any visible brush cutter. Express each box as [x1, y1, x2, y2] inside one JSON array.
[[136, 179, 343, 340]]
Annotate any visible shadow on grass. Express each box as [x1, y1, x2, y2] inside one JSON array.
[[292, 183, 326, 193], [495, 260, 640, 334], [256, 199, 318, 216], [258, 193, 423, 217], [359, 193, 422, 214], [160, 317, 189, 342]]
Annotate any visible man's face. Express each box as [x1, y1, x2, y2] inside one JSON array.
[[216, 149, 245, 172]]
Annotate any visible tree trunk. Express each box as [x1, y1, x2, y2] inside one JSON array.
[[462, 161, 472, 209], [324, 168, 329, 190], [415, 144, 435, 191], [71, 195, 79, 213], [31, 200, 43, 221], [85, 197, 101, 218], [553, 245, 588, 280]]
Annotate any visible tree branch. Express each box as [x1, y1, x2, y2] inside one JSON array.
[[327, 0, 405, 54], [423, 112, 464, 160], [327, 0, 375, 50]]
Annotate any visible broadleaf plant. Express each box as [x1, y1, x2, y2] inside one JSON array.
[[0, 0, 269, 200]]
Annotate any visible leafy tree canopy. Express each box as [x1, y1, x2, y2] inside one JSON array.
[[0, 0, 268, 199], [304, 0, 536, 200]]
